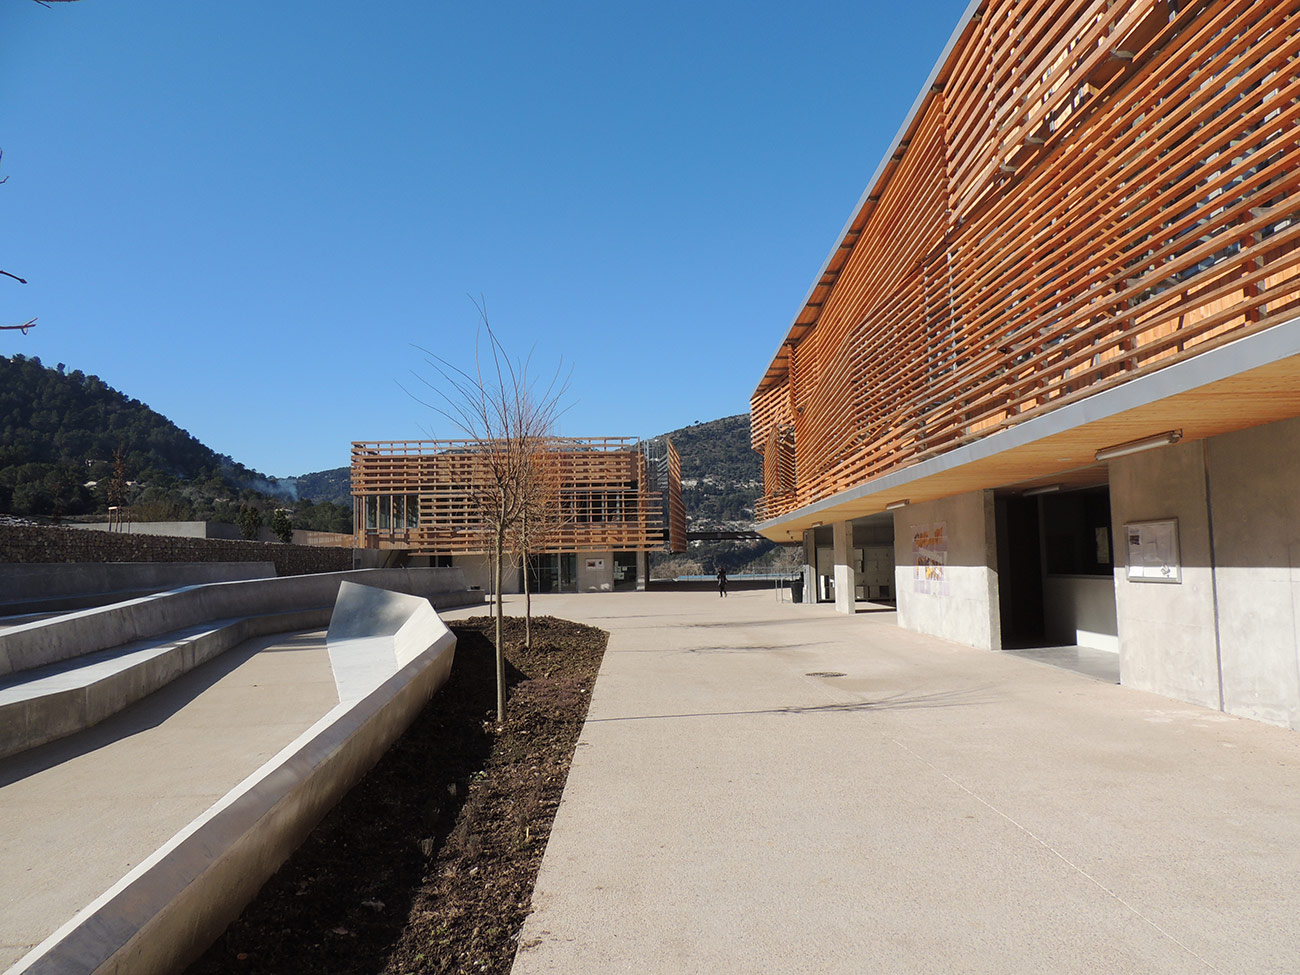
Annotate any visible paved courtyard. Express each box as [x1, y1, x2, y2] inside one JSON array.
[[440, 590, 1300, 975]]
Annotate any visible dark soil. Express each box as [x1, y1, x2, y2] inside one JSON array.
[[186, 614, 607, 975]]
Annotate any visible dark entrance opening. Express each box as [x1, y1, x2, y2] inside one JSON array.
[[997, 495, 1046, 648], [527, 554, 579, 594], [612, 551, 638, 591]]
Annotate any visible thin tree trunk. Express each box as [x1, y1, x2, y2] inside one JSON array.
[[522, 506, 532, 649], [494, 526, 506, 723]]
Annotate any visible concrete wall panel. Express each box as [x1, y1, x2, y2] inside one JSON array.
[[453, 555, 521, 595], [1042, 576, 1118, 652], [576, 553, 614, 593], [1108, 441, 1220, 709], [0, 562, 276, 606], [1205, 416, 1300, 727], [894, 490, 1001, 650]]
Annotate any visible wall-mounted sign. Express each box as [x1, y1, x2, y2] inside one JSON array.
[[1124, 519, 1181, 583], [586, 559, 605, 570], [912, 522, 948, 595]]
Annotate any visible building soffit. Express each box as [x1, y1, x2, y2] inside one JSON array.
[[755, 318, 1300, 539]]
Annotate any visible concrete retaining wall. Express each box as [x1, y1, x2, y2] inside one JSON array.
[[0, 523, 354, 577], [8, 584, 458, 975], [0, 562, 276, 614], [0, 567, 480, 677]]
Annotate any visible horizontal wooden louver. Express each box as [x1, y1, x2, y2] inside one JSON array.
[[753, 0, 1300, 522]]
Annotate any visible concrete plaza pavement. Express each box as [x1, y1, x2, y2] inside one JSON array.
[[0, 629, 337, 972], [451, 590, 1300, 975]]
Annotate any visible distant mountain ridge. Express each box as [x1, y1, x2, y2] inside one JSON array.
[[287, 466, 352, 507]]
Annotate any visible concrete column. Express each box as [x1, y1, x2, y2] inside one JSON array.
[[833, 520, 855, 614], [799, 529, 816, 603], [636, 551, 649, 591], [894, 490, 1001, 649]]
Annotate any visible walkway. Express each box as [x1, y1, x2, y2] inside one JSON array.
[[0, 630, 336, 972], [462, 590, 1300, 975]]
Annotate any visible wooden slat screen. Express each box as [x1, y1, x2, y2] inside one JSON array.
[[352, 437, 668, 555], [753, 0, 1300, 521]]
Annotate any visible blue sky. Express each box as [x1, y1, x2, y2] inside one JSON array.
[[2, 0, 968, 477]]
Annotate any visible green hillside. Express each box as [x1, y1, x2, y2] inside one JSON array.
[[0, 352, 759, 555], [288, 466, 352, 507], [0, 354, 349, 531], [655, 414, 761, 528], [650, 413, 789, 576]]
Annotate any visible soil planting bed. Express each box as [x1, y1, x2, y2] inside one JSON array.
[[187, 614, 607, 975]]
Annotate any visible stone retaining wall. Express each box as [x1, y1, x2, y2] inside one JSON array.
[[0, 524, 352, 577]]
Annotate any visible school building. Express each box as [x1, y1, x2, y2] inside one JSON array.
[[751, 0, 1300, 727], [351, 437, 685, 593]]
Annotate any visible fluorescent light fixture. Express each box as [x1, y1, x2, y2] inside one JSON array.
[[810, 521, 823, 528], [885, 499, 910, 511], [1094, 429, 1183, 462], [1023, 484, 1062, 497]]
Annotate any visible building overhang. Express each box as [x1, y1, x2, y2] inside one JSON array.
[[757, 317, 1300, 540]]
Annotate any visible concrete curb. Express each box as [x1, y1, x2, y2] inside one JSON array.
[[5, 583, 457, 975]]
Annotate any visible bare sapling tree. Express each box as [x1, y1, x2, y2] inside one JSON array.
[[412, 303, 569, 722], [509, 434, 570, 649]]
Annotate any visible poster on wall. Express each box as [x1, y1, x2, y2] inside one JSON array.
[[585, 559, 604, 570], [1124, 519, 1181, 583], [912, 522, 949, 595]]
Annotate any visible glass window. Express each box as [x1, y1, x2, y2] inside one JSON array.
[[365, 496, 378, 530]]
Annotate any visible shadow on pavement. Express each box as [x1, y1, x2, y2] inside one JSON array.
[[586, 686, 986, 723]]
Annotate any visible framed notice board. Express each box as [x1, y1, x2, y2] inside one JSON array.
[[1124, 519, 1181, 583]]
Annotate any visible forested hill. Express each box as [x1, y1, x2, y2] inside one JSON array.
[[0, 354, 344, 525], [288, 466, 352, 507], [652, 414, 760, 529]]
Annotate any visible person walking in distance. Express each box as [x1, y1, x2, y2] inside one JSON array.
[[716, 567, 728, 598]]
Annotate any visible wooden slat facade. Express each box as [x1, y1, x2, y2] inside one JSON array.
[[753, 0, 1300, 522], [664, 439, 688, 554], [351, 437, 673, 556]]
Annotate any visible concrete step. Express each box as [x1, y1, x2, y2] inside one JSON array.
[[0, 609, 328, 760]]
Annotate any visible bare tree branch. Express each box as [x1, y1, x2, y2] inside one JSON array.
[[404, 301, 571, 720]]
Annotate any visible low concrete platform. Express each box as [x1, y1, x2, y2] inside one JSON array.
[[467, 591, 1300, 975], [0, 629, 337, 971], [6, 582, 458, 975], [0, 610, 327, 759]]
